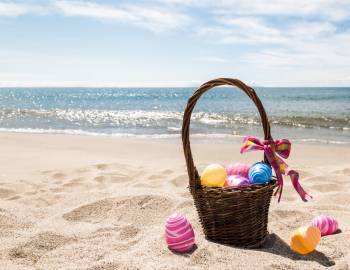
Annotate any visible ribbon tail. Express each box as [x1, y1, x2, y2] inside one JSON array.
[[265, 153, 284, 203], [287, 169, 312, 202], [273, 182, 283, 202], [274, 167, 284, 202]]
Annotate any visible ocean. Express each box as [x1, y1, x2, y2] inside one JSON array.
[[0, 87, 349, 144]]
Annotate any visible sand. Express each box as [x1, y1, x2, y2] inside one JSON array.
[[0, 132, 349, 270]]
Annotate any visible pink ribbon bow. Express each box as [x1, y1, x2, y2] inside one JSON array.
[[240, 136, 312, 202]]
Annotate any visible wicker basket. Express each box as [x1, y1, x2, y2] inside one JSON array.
[[182, 78, 278, 248]]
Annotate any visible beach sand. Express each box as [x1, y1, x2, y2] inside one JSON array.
[[0, 132, 349, 270]]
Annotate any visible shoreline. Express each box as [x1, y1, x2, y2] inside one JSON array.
[[0, 129, 349, 145]]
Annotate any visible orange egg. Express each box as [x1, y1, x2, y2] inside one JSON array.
[[290, 226, 321, 255]]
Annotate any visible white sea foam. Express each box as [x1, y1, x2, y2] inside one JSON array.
[[0, 127, 348, 145], [296, 138, 350, 145]]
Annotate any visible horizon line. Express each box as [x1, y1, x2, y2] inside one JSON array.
[[1, 82, 350, 88], [0, 84, 349, 88]]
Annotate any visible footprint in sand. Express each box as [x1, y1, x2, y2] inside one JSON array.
[[108, 173, 131, 183], [93, 163, 142, 182], [41, 170, 68, 184], [62, 177, 84, 188], [311, 183, 342, 192], [9, 232, 73, 264], [90, 225, 140, 243], [7, 195, 22, 201], [0, 209, 31, 237], [332, 168, 350, 175], [305, 175, 329, 184], [148, 174, 163, 180], [272, 209, 312, 219], [161, 169, 174, 175], [133, 183, 156, 188], [24, 191, 38, 196], [95, 164, 109, 171], [319, 192, 350, 205], [0, 188, 16, 199], [175, 200, 193, 210], [37, 225, 142, 268], [298, 170, 314, 179], [270, 210, 313, 230], [310, 204, 344, 211], [63, 195, 173, 225], [119, 225, 140, 240], [170, 175, 188, 188], [93, 175, 107, 184], [94, 163, 129, 171], [93, 173, 131, 184], [147, 174, 166, 186], [63, 198, 113, 223], [75, 167, 92, 174], [50, 172, 67, 181], [49, 187, 65, 193]]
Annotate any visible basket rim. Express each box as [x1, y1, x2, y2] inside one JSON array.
[[193, 179, 278, 194]]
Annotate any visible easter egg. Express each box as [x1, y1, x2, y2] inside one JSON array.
[[290, 226, 321, 255], [226, 163, 251, 178], [248, 162, 272, 185], [224, 175, 250, 187], [200, 164, 227, 187], [165, 213, 195, 253], [312, 215, 338, 236]]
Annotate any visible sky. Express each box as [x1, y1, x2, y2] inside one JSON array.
[[0, 0, 350, 87]]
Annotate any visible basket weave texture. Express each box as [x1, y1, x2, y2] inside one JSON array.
[[182, 78, 277, 248]]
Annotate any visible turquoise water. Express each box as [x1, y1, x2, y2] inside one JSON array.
[[0, 87, 349, 144]]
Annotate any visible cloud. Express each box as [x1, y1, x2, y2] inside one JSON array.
[[195, 56, 228, 63], [160, 0, 350, 21], [0, 2, 46, 16], [54, 0, 191, 32], [0, 1, 191, 32], [192, 1, 350, 86], [199, 17, 288, 45], [241, 29, 350, 85], [199, 18, 339, 46]]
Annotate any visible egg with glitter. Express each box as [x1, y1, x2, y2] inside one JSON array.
[[200, 164, 227, 187], [312, 215, 339, 236], [226, 163, 251, 178], [224, 175, 250, 187], [165, 213, 195, 253], [248, 162, 272, 185]]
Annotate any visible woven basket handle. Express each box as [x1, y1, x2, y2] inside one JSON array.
[[182, 78, 272, 191]]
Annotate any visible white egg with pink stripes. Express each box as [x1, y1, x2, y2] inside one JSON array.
[[311, 215, 338, 236], [165, 213, 195, 253]]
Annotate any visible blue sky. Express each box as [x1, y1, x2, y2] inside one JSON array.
[[0, 0, 350, 87]]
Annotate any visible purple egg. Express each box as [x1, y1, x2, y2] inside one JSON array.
[[226, 163, 250, 178], [224, 175, 250, 187]]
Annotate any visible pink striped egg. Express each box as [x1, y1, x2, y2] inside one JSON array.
[[311, 215, 338, 236], [165, 213, 195, 253], [226, 163, 251, 178]]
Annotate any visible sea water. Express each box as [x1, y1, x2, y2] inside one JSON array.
[[0, 87, 349, 144]]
